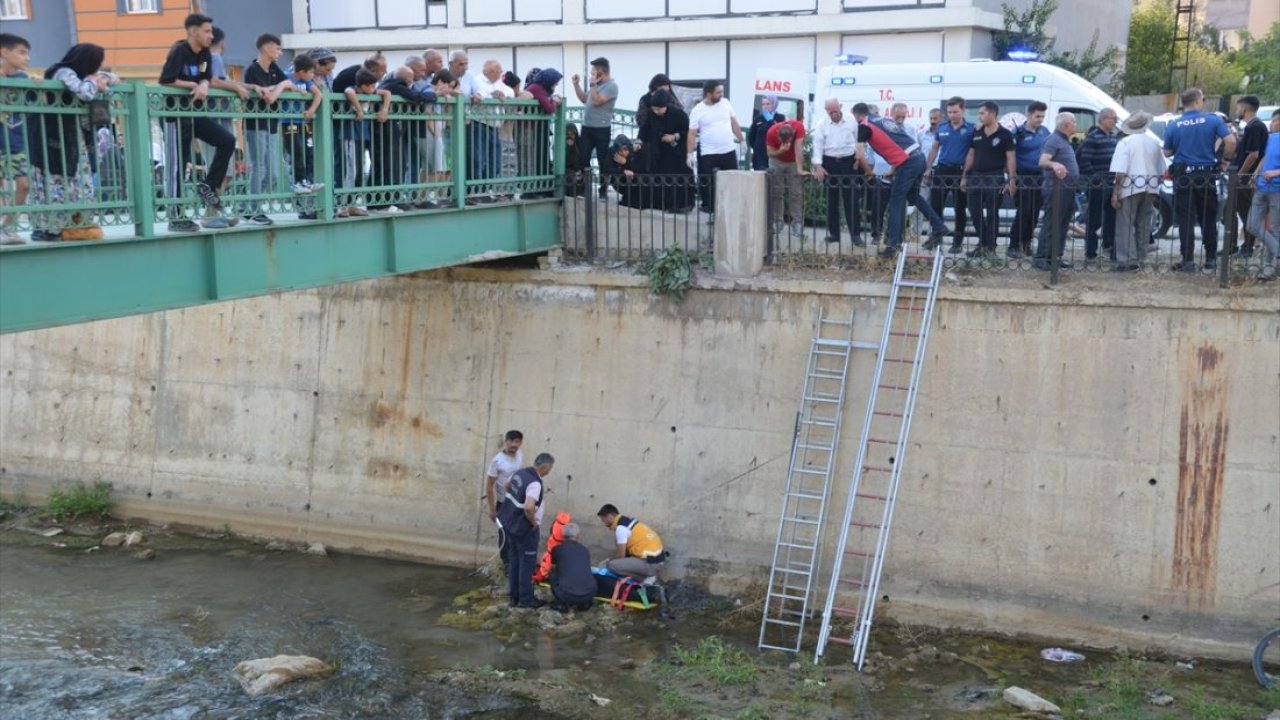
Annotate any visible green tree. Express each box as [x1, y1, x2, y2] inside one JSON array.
[[991, 0, 1120, 85], [1120, 0, 1176, 95], [1235, 22, 1280, 100]]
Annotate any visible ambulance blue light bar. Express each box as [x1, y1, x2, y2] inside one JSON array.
[[1021, 75, 1037, 84], [835, 53, 868, 66], [832, 76, 857, 86]]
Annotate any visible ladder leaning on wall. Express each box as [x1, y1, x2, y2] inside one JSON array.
[[757, 307, 878, 654], [813, 249, 944, 668]]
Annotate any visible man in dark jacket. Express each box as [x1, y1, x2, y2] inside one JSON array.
[[370, 66, 436, 210], [747, 95, 785, 171], [1076, 109, 1119, 260], [548, 523, 597, 612]]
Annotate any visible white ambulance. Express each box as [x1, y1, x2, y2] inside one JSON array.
[[815, 59, 1128, 139]]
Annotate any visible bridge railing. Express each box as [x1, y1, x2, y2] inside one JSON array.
[[0, 77, 566, 243]]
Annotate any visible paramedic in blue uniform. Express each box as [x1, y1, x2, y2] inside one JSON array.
[[1163, 87, 1236, 271], [925, 96, 973, 253]]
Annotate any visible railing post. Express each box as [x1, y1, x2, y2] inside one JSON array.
[[553, 101, 566, 199], [313, 89, 335, 221], [452, 97, 467, 208], [1220, 170, 1237, 289], [1049, 176, 1064, 285], [584, 169, 597, 260], [123, 81, 155, 238]]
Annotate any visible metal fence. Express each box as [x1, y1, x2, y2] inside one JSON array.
[[0, 77, 564, 243], [562, 169, 710, 260], [764, 170, 1275, 285]]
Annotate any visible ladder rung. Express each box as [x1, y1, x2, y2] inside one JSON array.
[[851, 521, 881, 529], [882, 358, 915, 364], [797, 443, 834, 452], [856, 491, 887, 500], [831, 602, 862, 612], [878, 384, 909, 390], [873, 410, 903, 418], [827, 636, 853, 646], [803, 395, 841, 403], [894, 304, 919, 311], [772, 593, 807, 602], [888, 331, 920, 338], [794, 467, 827, 475], [789, 517, 821, 526], [863, 466, 892, 474], [762, 619, 803, 628], [897, 279, 933, 288], [845, 549, 871, 557], [809, 370, 845, 379], [779, 542, 816, 550], [867, 438, 895, 444], [777, 566, 812, 576], [814, 338, 851, 348], [788, 491, 825, 501], [814, 350, 849, 356], [820, 317, 853, 325], [806, 417, 838, 427]]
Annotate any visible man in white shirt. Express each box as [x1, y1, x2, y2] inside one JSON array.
[[811, 98, 866, 245], [1110, 111, 1165, 270], [687, 80, 744, 219], [485, 429, 525, 568], [467, 59, 514, 199]]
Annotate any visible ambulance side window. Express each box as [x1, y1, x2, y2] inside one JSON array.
[[1061, 107, 1097, 146]]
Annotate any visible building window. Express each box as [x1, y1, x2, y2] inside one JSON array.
[[0, 0, 29, 20], [125, 0, 159, 13]]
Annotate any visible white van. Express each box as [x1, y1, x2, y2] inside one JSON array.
[[814, 59, 1127, 138]]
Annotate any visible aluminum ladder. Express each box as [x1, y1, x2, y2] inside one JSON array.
[[758, 307, 876, 654], [814, 250, 943, 668]]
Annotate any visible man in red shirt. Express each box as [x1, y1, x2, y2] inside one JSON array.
[[766, 119, 807, 235]]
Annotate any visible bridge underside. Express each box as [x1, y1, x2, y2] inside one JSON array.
[[0, 201, 559, 334]]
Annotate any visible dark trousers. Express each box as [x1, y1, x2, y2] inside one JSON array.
[[1034, 181, 1074, 261], [930, 164, 966, 245], [1235, 185, 1256, 251], [822, 155, 860, 239], [370, 122, 404, 209], [163, 117, 235, 211], [506, 527, 540, 606], [579, 126, 611, 197], [551, 575, 595, 610], [284, 126, 312, 185], [698, 150, 738, 212], [467, 123, 501, 186], [1011, 174, 1043, 252], [868, 179, 891, 238], [966, 172, 1004, 249], [1085, 175, 1117, 258], [1173, 168, 1219, 262]]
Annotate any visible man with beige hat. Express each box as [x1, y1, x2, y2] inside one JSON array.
[[1109, 111, 1165, 271]]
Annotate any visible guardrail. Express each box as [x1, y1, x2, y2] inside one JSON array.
[[0, 77, 566, 243]]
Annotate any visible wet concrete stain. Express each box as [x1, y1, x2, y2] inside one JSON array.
[[1171, 344, 1229, 609]]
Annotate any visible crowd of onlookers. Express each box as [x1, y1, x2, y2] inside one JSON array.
[[2, 18, 1277, 278]]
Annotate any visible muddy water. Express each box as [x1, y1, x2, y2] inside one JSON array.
[[2, 530, 1275, 720]]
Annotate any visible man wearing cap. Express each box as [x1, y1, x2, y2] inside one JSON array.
[[547, 523, 597, 612], [1163, 87, 1236, 271], [851, 102, 949, 256], [1110, 111, 1165, 271]]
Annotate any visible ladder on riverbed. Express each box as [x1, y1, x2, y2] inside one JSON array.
[[758, 307, 877, 654], [814, 250, 943, 668]]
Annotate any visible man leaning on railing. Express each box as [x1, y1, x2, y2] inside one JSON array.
[[159, 13, 258, 232]]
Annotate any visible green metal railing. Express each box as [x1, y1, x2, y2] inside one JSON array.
[[0, 77, 566, 242]]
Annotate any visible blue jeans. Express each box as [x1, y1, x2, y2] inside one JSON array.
[[506, 526, 540, 606], [886, 153, 946, 248], [245, 129, 281, 205], [1247, 190, 1280, 264]]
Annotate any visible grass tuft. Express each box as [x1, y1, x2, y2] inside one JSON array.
[[45, 481, 113, 522]]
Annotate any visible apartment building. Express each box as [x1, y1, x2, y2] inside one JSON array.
[[0, 0, 292, 76], [285, 0, 1132, 113], [1203, 0, 1279, 50]]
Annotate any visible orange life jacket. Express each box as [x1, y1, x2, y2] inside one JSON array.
[[532, 511, 572, 583]]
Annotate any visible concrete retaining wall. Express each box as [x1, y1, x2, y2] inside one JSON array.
[[2, 268, 1276, 657]]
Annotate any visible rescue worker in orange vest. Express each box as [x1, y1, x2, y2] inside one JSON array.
[[532, 511, 573, 584], [597, 503, 666, 581]]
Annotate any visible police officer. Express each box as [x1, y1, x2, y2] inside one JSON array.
[[1163, 88, 1236, 271], [925, 96, 974, 252], [1011, 101, 1051, 259]]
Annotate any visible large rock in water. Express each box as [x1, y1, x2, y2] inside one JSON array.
[[234, 655, 333, 695], [1002, 686, 1061, 714]]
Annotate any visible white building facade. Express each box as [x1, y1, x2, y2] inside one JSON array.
[[284, 0, 1131, 115]]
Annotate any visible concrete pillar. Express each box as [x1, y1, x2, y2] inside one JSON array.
[[713, 171, 767, 278]]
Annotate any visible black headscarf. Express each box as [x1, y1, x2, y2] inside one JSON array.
[[648, 73, 670, 92], [45, 43, 105, 80]]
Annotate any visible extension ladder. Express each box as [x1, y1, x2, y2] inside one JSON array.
[[814, 250, 943, 668], [758, 307, 877, 654]]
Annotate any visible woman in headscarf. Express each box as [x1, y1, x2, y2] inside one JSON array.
[[30, 43, 111, 241], [747, 94, 785, 171], [563, 123, 586, 197], [636, 73, 672, 140], [514, 67, 564, 198], [636, 89, 695, 212]]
